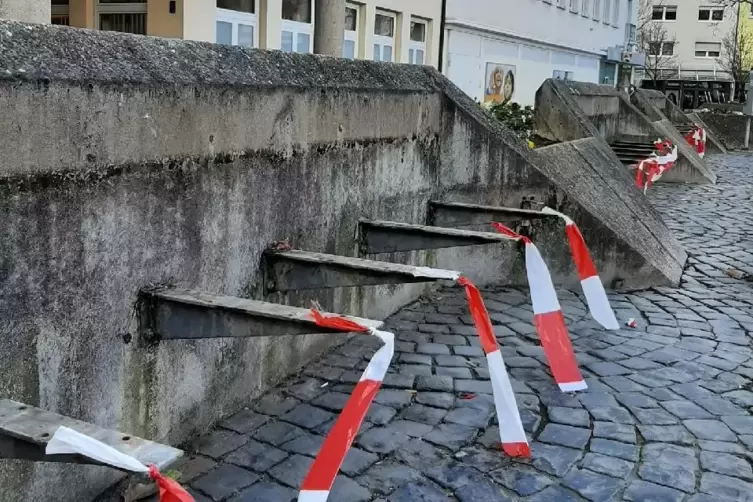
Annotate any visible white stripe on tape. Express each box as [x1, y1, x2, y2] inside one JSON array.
[[581, 276, 619, 330], [525, 243, 561, 315], [559, 380, 588, 392], [359, 329, 395, 382], [298, 490, 330, 502], [486, 350, 528, 444]]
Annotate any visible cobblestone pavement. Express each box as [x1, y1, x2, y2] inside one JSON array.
[[177, 153, 753, 502]]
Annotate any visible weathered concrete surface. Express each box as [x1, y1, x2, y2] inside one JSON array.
[[534, 138, 687, 287], [169, 153, 753, 502], [535, 80, 716, 184], [697, 112, 751, 152], [0, 0, 49, 23], [633, 89, 727, 155], [0, 21, 686, 501]]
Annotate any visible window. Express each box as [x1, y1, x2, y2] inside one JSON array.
[[570, 0, 579, 13], [553, 70, 575, 80], [281, 0, 312, 53], [581, 0, 590, 17], [343, 4, 358, 59], [698, 8, 724, 21], [652, 5, 677, 21], [373, 11, 395, 62], [216, 0, 257, 48], [593, 0, 600, 21], [97, 1, 147, 35], [51, 0, 70, 25], [613, 0, 620, 25], [695, 42, 721, 58], [649, 42, 674, 56], [603, 0, 611, 24], [557, 0, 566, 9], [408, 18, 427, 65]]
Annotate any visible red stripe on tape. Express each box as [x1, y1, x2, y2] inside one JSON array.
[[534, 310, 584, 387], [491, 222, 531, 244], [458, 276, 498, 355], [565, 224, 598, 280], [300, 379, 381, 492], [501, 442, 532, 458]]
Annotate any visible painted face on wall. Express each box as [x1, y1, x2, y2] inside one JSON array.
[[503, 71, 515, 102]]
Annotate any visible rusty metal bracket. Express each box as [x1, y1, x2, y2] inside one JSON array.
[[139, 288, 383, 340], [357, 219, 511, 255], [263, 249, 460, 293], [0, 399, 182, 468]]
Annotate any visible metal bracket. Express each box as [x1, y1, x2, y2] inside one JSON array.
[[139, 288, 383, 340], [0, 399, 182, 468], [357, 219, 511, 255], [263, 249, 460, 293], [427, 201, 557, 228]]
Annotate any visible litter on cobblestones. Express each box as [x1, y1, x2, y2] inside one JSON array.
[[45, 427, 194, 502], [491, 223, 587, 393], [541, 207, 620, 331], [626, 318, 637, 328], [299, 311, 395, 502], [457, 276, 531, 457]]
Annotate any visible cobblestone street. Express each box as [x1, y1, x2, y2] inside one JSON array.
[[179, 153, 753, 502]]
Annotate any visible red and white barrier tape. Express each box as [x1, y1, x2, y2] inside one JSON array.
[[46, 427, 194, 502], [686, 126, 706, 158], [298, 311, 394, 502], [634, 139, 678, 193], [457, 276, 530, 457], [492, 223, 587, 393], [541, 208, 619, 331]]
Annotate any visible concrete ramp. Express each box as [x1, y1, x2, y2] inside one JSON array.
[[535, 79, 715, 184], [533, 138, 687, 287], [633, 89, 727, 154]]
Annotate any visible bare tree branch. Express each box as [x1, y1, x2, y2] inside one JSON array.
[[719, 11, 753, 99], [636, 0, 678, 85]]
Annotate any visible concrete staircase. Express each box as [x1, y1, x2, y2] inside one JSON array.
[[609, 140, 657, 166]]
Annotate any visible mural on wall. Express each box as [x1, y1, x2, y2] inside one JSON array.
[[484, 63, 516, 103]]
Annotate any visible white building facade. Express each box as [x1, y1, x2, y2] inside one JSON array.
[[443, 0, 640, 106]]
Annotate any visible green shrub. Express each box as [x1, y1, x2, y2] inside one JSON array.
[[485, 100, 534, 140]]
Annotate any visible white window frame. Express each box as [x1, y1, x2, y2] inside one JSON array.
[[581, 0, 590, 17], [344, 3, 359, 59], [652, 5, 677, 22], [51, 1, 70, 25], [569, 0, 579, 13], [649, 41, 675, 56], [593, 0, 600, 21], [557, 0, 566, 9], [280, 0, 314, 54], [96, 1, 147, 34], [408, 18, 427, 65], [603, 0, 611, 24], [553, 70, 575, 80], [612, 0, 620, 26], [373, 10, 396, 63], [216, 6, 259, 48], [698, 7, 725, 22], [694, 42, 721, 58]]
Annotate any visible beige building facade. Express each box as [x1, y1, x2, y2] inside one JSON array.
[[45, 0, 442, 67]]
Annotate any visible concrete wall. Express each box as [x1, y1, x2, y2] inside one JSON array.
[[0, 21, 686, 502], [697, 112, 751, 151], [0, 0, 49, 23], [535, 79, 717, 184]]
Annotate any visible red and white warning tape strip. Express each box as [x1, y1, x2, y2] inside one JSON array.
[[298, 312, 394, 502], [685, 126, 707, 158], [46, 427, 194, 502], [491, 223, 587, 393], [541, 208, 619, 331], [634, 139, 678, 193], [458, 276, 530, 457]]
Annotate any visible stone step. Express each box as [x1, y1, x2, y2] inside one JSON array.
[[358, 219, 513, 254], [141, 288, 384, 340], [427, 201, 557, 227], [0, 399, 183, 468], [263, 249, 460, 292]]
